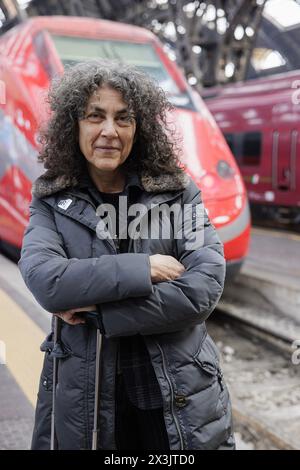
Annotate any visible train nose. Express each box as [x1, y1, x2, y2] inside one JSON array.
[[197, 163, 250, 263], [196, 167, 245, 203]]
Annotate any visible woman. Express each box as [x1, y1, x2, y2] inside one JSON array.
[[19, 60, 235, 450]]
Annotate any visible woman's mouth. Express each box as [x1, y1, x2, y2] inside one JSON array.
[[95, 146, 119, 151]]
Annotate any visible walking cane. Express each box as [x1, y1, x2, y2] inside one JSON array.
[[86, 311, 103, 450], [50, 311, 102, 450], [50, 315, 61, 450]]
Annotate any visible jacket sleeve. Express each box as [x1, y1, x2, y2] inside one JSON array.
[[18, 196, 153, 313], [100, 180, 226, 338]]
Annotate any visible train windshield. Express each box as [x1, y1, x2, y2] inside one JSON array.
[[50, 34, 195, 111]]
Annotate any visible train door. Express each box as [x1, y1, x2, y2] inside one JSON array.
[[224, 130, 266, 195], [272, 129, 297, 192]]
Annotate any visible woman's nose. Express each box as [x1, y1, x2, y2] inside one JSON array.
[[100, 119, 118, 137]]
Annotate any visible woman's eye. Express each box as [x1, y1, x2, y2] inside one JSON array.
[[85, 114, 134, 124], [86, 113, 103, 121], [118, 115, 134, 123]]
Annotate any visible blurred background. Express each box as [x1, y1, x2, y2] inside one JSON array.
[[0, 0, 299, 450]]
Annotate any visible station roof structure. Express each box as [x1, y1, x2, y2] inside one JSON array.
[[1, 0, 300, 88]]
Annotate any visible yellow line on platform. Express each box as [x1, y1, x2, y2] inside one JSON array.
[[0, 288, 45, 407]]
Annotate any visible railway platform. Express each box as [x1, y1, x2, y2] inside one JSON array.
[[0, 253, 50, 450]]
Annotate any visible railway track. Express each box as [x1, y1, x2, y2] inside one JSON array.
[[208, 306, 300, 450], [216, 304, 295, 355]]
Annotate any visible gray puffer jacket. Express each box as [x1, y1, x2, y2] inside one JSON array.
[[19, 169, 235, 450]]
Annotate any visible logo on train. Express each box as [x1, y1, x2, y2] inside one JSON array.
[[291, 80, 300, 105]]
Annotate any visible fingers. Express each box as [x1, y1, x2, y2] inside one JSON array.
[[53, 305, 97, 325], [150, 254, 186, 283], [165, 256, 185, 280], [168, 255, 185, 269], [54, 311, 86, 325]]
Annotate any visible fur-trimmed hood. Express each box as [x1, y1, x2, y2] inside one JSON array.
[[32, 169, 190, 199]]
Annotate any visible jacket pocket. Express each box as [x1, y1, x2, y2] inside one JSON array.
[[193, 335, 226, 400], [39, 331, 72, 395], [39, 350, 54, 393], [195, 356, 228, 415], [40, 332, 54, 353], [193, 334, 229, 419], [40, 330, 73, 360], [193, 350, 219, 391], [41, 372, 53, 392]]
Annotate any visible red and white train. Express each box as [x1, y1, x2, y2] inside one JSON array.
[[203, 71, 300, 225], [0, 16, 250, 276]]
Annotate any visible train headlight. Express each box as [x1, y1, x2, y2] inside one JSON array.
[[216, 160, 235, 179], [199, 173, 217, 189]]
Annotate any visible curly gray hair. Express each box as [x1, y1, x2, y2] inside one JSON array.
[[38, 59, 186, 183]]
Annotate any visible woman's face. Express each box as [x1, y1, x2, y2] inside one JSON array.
[[78, 86, 136, 174]]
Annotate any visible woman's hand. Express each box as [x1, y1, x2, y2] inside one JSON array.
[[53, 305, 97, 325], [149, 254, 185, 283]]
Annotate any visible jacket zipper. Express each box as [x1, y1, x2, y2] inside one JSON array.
[[156, 342, 185, 450]]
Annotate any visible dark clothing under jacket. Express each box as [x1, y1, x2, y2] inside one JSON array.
[[18, 168, 235, 450], [81, 172, 164, 410]]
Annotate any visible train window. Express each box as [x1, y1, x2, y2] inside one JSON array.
[[247, 46, 288, 80], [224, 134, 235, 156], [241, 132, 262, 166], [224, 132, 262, 166], [251, 48, 286, 74], [33, 31, 58, 80], [49, 34, 195, 111]]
